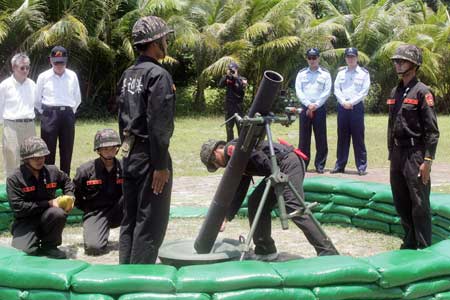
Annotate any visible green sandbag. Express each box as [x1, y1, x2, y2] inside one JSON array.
[[430, 194, 450, 219], [69, 208, 84, 216], [304, 192, 332, 203], [170, 206, 208, 218], [0, 287, 22, 300], [403, 276, 450, 299], [0, 212, 13, 231], [433, 216, 450, 231], [313, 284, 403, 300], [433, 234, 444, 244], [67, 215, 83, 224], [313, 212, 323, 222], [72, 264, 177, 294], [390, 224, 405, 236], [364, 249, 450, 288], [0, 255, 88, 290], [321, 202, 359, 216], [319, 213, 352, 224], [303, 176, 353, 193], [271, 255, 380, 287], [176, 261, 282, 293], [370, 189, 394, 204], [436, 291, 450, 300], [21, 290, 70, 300], [0, 202, 10, 212], [0, 184, 7, 202], [427, 240, 450, 259], [352, 217, 390, 233], [433, 225, 450, 239], [237, 208, 248, 217], [211, 288, 315, 300], [119, 293, 210, 300], [334, 181, 390, 200], [366, 201, 398, 216], [356, 209, 400, 224], [331, 194, 368, 208], [242, 179, 265, 208], [70, 293, 115, 300], [0, 246, 24, 259]]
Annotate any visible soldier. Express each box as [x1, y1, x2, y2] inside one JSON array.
[[200, 139, 338, 260], [295, 48, 332, 173], [388, 44, 439, 249], [332, 47, 370, 176], [73, 129, 123, 256], [6, 136, 74, 259], [117, 16, 175, 264], [219, 62, 247, 141]]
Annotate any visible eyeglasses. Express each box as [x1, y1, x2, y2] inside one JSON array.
[[19, 65, 30, 71], [393, 59, 407, 65], [307, 56, 318, 60]]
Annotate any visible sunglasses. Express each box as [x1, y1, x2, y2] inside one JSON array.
[[19, 65, 30, 71], [393, 59, 407, 65], [307, 56, 318, 60]]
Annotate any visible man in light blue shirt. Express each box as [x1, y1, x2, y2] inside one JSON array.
[[295, 48, 331, 173], [331, 47, 370, 176]]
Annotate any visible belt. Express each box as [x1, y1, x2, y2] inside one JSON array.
[[42, 105, 72, 111], [394, 137, 423, 147], [6, 118, 34, 123]]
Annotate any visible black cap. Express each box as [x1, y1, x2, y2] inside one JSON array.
[[228, 62, 239, 70], [344, 47, 358, 57], [50, 46, 68, 63], [306, 48, 320, 57]]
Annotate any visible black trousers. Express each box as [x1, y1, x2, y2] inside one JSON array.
[[390, 145, 431, 249], [299, 105, 328, 171], [225, 102, 243, 142], [248, 153, 337, 256], [40, 107, 75, 175], [11, 207, 66, 254], [83, 202, 123, 254], [119, 140, 172, 264]]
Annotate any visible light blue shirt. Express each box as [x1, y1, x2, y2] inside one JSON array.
[[295, 67, 332, 108], [334, 65, 370, 106]]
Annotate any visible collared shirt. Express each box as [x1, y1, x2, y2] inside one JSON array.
[[0, 75, 36, 122], [34, 68, 81, 113], [334, 65, 370, 106], [295, 66, 332, 107]]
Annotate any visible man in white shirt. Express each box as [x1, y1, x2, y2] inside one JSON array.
[[332, 47, 370, 176], [295, 48, 332, 173], [0, 53, 36, 177], [35, 46, 81, 176]]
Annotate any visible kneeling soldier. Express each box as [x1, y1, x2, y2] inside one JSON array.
[[7, 136, 74, 259], [73, 129, 123, 256]]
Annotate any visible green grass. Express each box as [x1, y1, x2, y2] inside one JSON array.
[[0, 114, 449, 181]]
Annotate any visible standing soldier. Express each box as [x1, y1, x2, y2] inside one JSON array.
[[388, 44, 439, 249], [117, 16, 175, 264], [6, 136, 74, 259], [219, 62, 247, 142], [295, 48, 331, 173], [332, 47, 370, 176], [73, 129, 123, 256]]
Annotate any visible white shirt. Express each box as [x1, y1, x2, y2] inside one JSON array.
[[295, 66, 332, 108], [0, 75, 36, 122], [334, 65, 370, 106], [34, 68, 81, 113]]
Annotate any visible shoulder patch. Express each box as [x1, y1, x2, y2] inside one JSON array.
[[46, 182, 57, 189], [298, 67, 307, 73], [425, 93, 434, 106], [359, 67, 369, 73], [338, 66, 346, 71], [319, 66, 329, 73], [87, 179, 102, 186], [22, 186, 36, 193]]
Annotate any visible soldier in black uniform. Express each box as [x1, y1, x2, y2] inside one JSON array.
[[219, 62, 247, 141], [73, 129, 123, 256], [7, 136, 74, 259], [200, 139, 338, 260], [388, 44, 439, 249], [117, 16, 175, 264]]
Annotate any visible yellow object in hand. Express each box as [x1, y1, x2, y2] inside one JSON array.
[[57, 195, 75, 211]]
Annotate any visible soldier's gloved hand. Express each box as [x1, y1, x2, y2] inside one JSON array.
[[418, 161, 431, 185], [152, 169, 170, 195]]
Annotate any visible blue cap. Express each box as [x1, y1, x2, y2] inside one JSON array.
[[228, 62, 239, 70], [306, 48, 320, 57], [344, 47, 358, 56]]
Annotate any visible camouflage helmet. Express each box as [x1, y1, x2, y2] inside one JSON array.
[[20, 136, 50, 160], [94, 128, 121, 151], [200, 139, 226, 172], [132, 16, 174, 45], [391, 44, 422, 66]]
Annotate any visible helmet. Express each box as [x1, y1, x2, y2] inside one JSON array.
[[132, 16, 174, 45], [20, 136, 50, 160], [94, 129, 121, 151], [391, 44, 422, 66], [200, 139, 226, 172]]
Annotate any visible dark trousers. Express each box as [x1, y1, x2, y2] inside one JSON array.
[[248, 153, 337, 256], [119, 141, 172, 264], [390, 145, 431, 249], [83, 202, 123, 254], [335, 103, 367, 171], [40, 108, 75, 175], [225, 102, 243, 142], [299, 105, 328, 171], [11, 207, 66, 254]]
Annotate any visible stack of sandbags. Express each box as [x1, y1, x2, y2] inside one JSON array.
[[430, 194, 450, 243]]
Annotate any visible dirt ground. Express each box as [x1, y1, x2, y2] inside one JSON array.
[[2, 164, 449, 264]]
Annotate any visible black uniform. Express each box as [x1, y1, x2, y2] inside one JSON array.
[[73, 158, 123, 255], [6, 164, 74, 254], [225, 140, 337, 256], [117, 55, 175, 264], [387, 77, 439, 249], [219, 75, 246, 141]]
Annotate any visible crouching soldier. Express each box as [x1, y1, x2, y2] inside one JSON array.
[[7, 136, 74, 259], [73, 129, 123, 256], [200, 139, 338, 261]]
